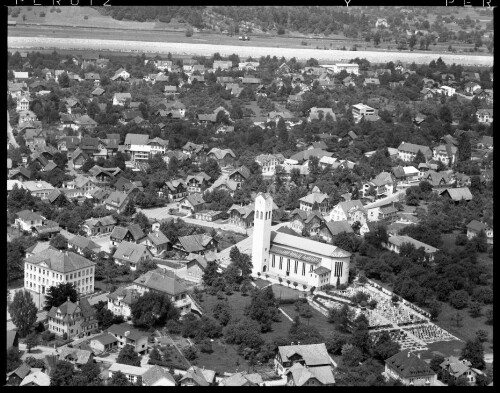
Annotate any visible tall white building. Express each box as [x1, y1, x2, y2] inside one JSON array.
[[251, 193, 351, 289], [251, 193, 274, 277], [24, 248, 96, 298]]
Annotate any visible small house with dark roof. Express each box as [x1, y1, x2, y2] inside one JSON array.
[[185, 172, 211, 193], [68, 235, 102, 255], [384, 350, 436, 386], [179, 193, 206, 215], [81, 215, 116, 236], [439, 356, 485, 386], [173, 234, 217, 256], [179, 366, 216, 386], [227, 204, 255, 229], [142, 365, 176, 386], [7, 363, 31, 386], [104, 191, 130, 214], [319, 220, 354, 243], [185, 255, 208, 283], [162, 178, 188, 201], [289, 209, 325, 237], [139, 230, 171, 256]]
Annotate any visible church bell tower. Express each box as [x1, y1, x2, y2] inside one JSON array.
[[251, 192, 273, 277]]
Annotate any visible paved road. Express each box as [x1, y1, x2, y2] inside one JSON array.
[[7, 110, 20, 149]]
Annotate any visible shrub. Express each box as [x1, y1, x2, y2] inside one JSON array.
[[182, 345, 198, 360], [455, 234, 468, 246], [449, 290, 469, 310], [62, 332, 68, 340]]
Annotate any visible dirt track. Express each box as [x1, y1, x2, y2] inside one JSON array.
[[8, 37, 493, 67]]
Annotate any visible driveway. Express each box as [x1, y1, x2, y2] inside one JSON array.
[[91, 234, 112, 253]]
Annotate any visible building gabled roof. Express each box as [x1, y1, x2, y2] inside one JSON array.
[[134, 268, 187, 296], [208, 148, 236, 160], [299, 192, 329, 205], [16, 209, 44, 222], [387, 235, 438, 254], [147, 230, 171, 246], [113, 241, 151, 264], [385, 350, 435, 379], [290, 148, 333, 162], [336, 200, 365, 217], [182, 193, 206, 207], [19, 370, 51, 386], [25, 249, 95, 273], [91, 332, 118, 346], [439, 187, 473, 201], [271, 231, 351, 258], [176, 234, 214, 253], [69, 235, 101, 251], [179, 366, 214, 386], [371, 171, 394, 187], [107, 323, 148, 342], [107, 287, 141, 305], [466, 219, 488, 232], [323, 220, 354, 237], [278, 343, 331, 367], [142, 365, 176, 386]]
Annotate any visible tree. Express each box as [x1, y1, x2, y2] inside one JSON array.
[[341, 343, 363, 367], [457, 134, 472, 162], [429, 300, 442, 321], [49, 234, 68, 250], [475, 329, 489, 343], [429, 354, 445, 372], [6, 347, 22, 373], [8, 290, 38, 337], [485, 308, 493, 324], [81, 159, 96, 173], [77, 360, 103, 386], [59, 72, 70, 88], [183, 345, 198, 360], [51, 360, 76, 386], [469, 301, 482, 318], [131, 291, 180, 329], [405, 186, 420, 206], [25, 331, 39, 353], [108, 370, 133, 386], [117, 344, 141, 367], [212, 301, 232, 326], [461, 338, 485, 369], [203, 260, 220, 287], [449, 290, 469, 309], [408, 35, 417, 49], [439, 105, 452, 124], [413, 150, 426, 165], [133, 211, 150, 233], [149, 346, 162, 362], [44, 282, 78, 311], [200, 158, 221, 180], [372, 331, 401, 361]]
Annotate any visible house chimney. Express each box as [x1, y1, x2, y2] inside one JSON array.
[[67, 296, 70, 302], [408, 351, 411, 358], [125, 331, 130, 337], [417, 353, 421, 359]]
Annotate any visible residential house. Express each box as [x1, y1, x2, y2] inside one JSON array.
[[162, 179, 188, 200], [9, 167, 31, 182], [179, 193, 206, 215], [476, 136, 493, 150], [185, 255, 208, 283], [71, 148, 89, 170], [23, 181, 56, 200], [476, 108, 493, 124], [57, 347, 94, 369], [464, 82, 481, 95], [333, 63, 360, 75], [228, 165, 251, 186], [19, 370, 51, 387], [228, 204, 255, 229], [179, 366, 216, 386], [185, 173, 211, 194], [362, 171, 394, 198], [397, 142, 433, 162], [359, 221, 379, 237], [68, 235, 102, 255], [107, 363, 148, 384], [308, 107, 336, 122], [47, 297, 98, 339], [182, 142, 208, 160], [107, 287, 141, 320], [213, 60, 232, 71], [363, 78, 380, 87], [142, 365, 176, 386], [15, 209, 44, 231], [113, 92, 132, 106], [113, 241, 153, 271], [289, 209, 325, 237], [104, 191, 130, 214], [466, 220, 493, 244], [433, 144, 457, 166], [173, 234, 217, 256], [89, 333, 118, 354], [111, 67, 130, 82], [352, 103, 376, 123], [132, 269, 191, 315], [384, 350, 437, 386], [289, 148, 333, 164], [439, 356, 485, 386], [140, 230, 171, 256], [238, 61, 260, 71], [439, 187, 473, 202], [107, 323, 148, 354], [207, 148, 236, 165], [275, 344, 334, 379], [299, 188, 330, 214], [7, 363, 32, 386], [81, 215, 116, 236], [384, 235, 438, 261], [329, 200, 367, 225], [255, 154, 286, 177], [319, 220, 354, 243], [422, 170, 452, 188], [391, 165, 420, 187]]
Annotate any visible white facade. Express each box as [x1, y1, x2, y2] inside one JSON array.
[[24, 257, 95, 296], [251, 193, 273, 276], [440, 85, 456, 97], [352, 103, 375, 123], [333, 63, 359, 75]]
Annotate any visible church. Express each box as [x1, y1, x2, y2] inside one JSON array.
[[251, 193, 351, 290]]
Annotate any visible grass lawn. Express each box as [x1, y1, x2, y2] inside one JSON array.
[[200, 291, 252, 319], [261, 314, 293, 343], [280, 303, 335, 339], [270, 284, 302, 301], [193, 339, 250, 374], [416, 340, 465, 361], [254, 278, 272, 289], [434, 302, 493, 355]]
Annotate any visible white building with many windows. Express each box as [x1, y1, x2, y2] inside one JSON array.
[[251, 193, 351, 290], [24, 249, 96, 297]]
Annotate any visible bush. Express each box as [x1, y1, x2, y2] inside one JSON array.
[[62, 332, 68, 340], [455, 234, 468, 246], [182, 345, 198, 360], [41, 330, 55, 342], [449, 290, 469, 310]]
